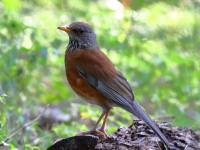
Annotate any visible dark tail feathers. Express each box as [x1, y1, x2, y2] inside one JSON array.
[[131, 100, 174, 150]]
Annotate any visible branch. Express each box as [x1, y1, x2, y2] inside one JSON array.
[[0, 104, 49, 147]]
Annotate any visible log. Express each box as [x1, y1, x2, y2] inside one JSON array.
[[47, 120, 200, 150]]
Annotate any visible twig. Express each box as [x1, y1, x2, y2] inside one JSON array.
[[0, 104, 49, 147]]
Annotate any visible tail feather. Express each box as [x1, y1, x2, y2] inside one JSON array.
[[131, 100, 171, 149]]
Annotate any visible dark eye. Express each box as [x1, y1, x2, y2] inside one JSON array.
[[76, 28, 85, 34]]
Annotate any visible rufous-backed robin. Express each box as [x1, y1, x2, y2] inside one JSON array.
[[57, 22, 173, 149]]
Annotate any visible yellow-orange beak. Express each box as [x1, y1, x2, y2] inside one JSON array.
[[57, 26, 71, 33]]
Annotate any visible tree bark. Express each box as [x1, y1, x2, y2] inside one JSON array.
[[47, 120, 200, 150]]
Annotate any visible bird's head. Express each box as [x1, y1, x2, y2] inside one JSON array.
[[57, 22, 98, 51]]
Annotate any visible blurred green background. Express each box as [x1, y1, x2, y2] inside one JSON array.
[[0, 0, 200, 149]]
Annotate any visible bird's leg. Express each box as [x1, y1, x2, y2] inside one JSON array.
[[78, 109, 107, 136], [90, 109, 107, 131], [98, 108, 111, 137]]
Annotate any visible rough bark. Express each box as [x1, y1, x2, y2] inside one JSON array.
[[47, 120, 200, 150]]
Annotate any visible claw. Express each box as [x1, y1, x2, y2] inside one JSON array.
[[77, 129, 108, 140]]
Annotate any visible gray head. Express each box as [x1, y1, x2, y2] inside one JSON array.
[[57, 22, 99, 51]]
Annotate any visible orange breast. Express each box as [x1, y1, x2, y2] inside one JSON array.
[[65, 50, 109, 107]]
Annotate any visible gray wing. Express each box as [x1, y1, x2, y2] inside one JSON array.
[[76, 67, 140, 117]]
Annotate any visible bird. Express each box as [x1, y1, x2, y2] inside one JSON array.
[[57, 22, 173, 150]]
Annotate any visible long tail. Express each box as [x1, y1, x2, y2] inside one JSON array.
[[131, 100, 172, 149]]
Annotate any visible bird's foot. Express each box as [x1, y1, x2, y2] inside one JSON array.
[[77, 129, 108, 140], [97, 128, 108, 138]]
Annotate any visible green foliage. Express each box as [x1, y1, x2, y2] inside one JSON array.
[[0, 0, 199, 149]]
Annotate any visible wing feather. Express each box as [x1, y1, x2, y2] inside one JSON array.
[[77, 67, 136, 115]]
